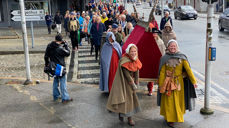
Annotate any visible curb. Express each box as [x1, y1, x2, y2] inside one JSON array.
[[0, 50, 45, 55]]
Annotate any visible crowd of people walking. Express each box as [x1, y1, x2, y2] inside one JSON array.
[[44, 1, 198, 127]]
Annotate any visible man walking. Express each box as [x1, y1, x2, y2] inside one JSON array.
[[45, 12, 52, 34], [160, 11, 173, 30], [44, 34, 73, 104], [54, 11, 63, 34]]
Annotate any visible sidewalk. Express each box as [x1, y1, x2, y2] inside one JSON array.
[[0, 78, 229, 128]]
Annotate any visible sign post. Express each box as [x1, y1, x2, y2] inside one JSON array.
[[19, 0, 32, 85], [200, 0, 217, 115]]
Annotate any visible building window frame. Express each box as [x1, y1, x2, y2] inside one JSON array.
[[0, 0, 3, 22]]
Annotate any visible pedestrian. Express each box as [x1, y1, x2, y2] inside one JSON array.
[[149, 15, 159, 30], [68, 12, 80, 51], [124, 22, 134, 36], [161, 20, 176, 47], [160, 11, 173, 30], [147, 32, 166, 96], [106, 44, 142, 126], [158, 39, 197, 127], [90, 16, 106, 60], [82, 16, 90, 41], [88, 15, 97, 55], [45, 12, 52, 34], [111, 23, 123, 46], [118, 24, 125, 39], [54, 11, 63, 34], [104, 14, 114, 30], [64, 10, 70, 36], [101, 12, 108, 23], [77, 12, 84, 46], [99, 32, 122, 92], [44, 34, 73, 104]]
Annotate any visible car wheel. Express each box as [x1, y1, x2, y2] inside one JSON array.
[[218, 21, 224, 31], [194, 16, 197, 20]]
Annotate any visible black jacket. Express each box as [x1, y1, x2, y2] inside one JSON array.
[[54, 15, 63, 24], [160, 16, 173, 30], [44, 41, 70, 67], [104, 20, 114, 30]]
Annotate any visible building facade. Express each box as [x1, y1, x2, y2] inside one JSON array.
[[0, 0, 87, 28]]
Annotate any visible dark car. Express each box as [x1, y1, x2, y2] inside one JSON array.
[[155, 5, 170, 15], [218, 8, 229, 31], [174, 5, 198, 20]]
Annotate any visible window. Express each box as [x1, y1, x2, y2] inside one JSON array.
[[24, 1, 49, 14], [0, 0, 3, 22]]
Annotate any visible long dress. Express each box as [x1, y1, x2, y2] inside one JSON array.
[[158, 59, 197, 122], [107, 54, 142, 117], [108, 48, 120, 92]]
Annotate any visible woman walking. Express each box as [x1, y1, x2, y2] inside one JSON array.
[[158, 39, 197, 127], [107, 44, 142, 126]]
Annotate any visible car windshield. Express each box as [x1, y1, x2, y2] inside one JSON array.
[[181, 6, 194, 11]]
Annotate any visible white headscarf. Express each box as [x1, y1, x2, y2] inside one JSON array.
[[167, 39, 179, 51], [125, 44, 138, 60]]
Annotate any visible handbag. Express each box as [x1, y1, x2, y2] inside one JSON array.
[[51, 24, 56, 30], [44, 61, 66, 77]]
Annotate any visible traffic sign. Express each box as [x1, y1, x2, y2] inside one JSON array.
[[11, 10, 44, 16], [11, 15, 45, 21]]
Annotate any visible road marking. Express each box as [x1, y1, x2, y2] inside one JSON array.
[[192, 69, 229, 95]]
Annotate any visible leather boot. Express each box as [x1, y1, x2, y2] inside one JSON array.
[[128, 117, 135, 126]]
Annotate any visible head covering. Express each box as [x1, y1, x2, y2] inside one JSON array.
[[70, 12, 75, 15], [77, 12, 80, 15], [125, 44, 137, 54], [167, 39, 179, 50], [106, 32, 116, 42], [112, 23, 118, 29], [55, 34, 63, 42], [164, 20, 172, 29]]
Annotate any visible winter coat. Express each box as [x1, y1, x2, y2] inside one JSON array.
[[45, 15, 52, 26], [44, 41, 70, 67], [90, 22, 106, 46], [160, 16, 173, 30], [54, 15, 62, 24]]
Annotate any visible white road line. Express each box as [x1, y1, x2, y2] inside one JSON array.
[[192, 69, 229, 95]]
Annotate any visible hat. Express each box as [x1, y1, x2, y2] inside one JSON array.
[[55, 34, 63, 42], [112, 23, 118, 29], [151, 28, 161, 34], [77, 12, 80, 15]]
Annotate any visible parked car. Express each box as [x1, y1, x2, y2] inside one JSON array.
[[218, 8, 229, 31], [155, 5, 170, 15], [136, 1, 141, 6], [174, 5, 198, 20]]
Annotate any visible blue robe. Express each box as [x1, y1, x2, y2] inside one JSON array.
[[99, 32, 122, 92]]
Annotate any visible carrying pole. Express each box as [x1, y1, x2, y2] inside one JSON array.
[[19, 0, 32, 85]]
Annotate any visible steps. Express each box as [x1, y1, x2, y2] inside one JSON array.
[[77, 41, 100, 84]]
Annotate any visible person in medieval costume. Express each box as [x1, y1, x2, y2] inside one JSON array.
[[99, 32, 122, 92], [158, 39, 197, 127], [106, 44, 142, 126], [161, 20, 177, 47], [147, 31, 166, 96]]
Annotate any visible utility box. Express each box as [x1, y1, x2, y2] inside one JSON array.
[[209, 47, 216, 61]]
